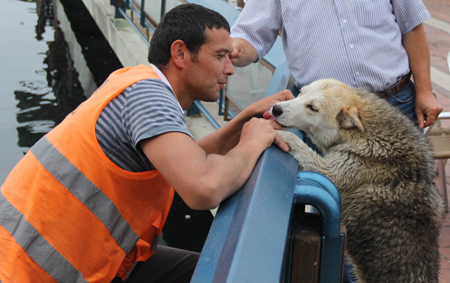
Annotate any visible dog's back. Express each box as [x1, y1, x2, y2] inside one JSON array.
[[333, 89, 443, 282]]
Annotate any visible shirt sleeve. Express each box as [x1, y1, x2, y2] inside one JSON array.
[[230, 0, 283, 60], [122, 79, 194, 148], [392, 0, 431, 34]]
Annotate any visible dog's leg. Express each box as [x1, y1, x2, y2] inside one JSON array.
[[276, 130, 332, 175]]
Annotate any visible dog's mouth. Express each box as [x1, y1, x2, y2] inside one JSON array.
[[264, 110, 295, 128], [263, 111, 275, 121]]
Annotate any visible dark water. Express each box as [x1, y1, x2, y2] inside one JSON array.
[[0, 0, 212, 253], [0, 0, 120, 182]]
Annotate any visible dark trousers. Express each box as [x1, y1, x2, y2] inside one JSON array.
[[111, 246, 199, 283]]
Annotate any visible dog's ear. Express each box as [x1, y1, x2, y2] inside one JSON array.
[[337, 107, 364, 131]]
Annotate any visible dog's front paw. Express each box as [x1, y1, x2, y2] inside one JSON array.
[[276, 130, 304, 150], [276, 130, 316, 170]]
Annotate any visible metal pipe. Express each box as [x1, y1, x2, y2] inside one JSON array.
[[294, 185, 341, 238], [297, 171, 341, 209], [116, 7, 150, 45], [194, 100, 221, 129], [129, 4, 155, 33]]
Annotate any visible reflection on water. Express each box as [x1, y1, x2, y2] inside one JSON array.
[[36, 0, 53, 41], [11, 0, 124, 151], [15, 6, 88, 149]]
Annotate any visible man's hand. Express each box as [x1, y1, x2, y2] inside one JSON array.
[[246, 89, 295, 117], [229, 38, 258, 67], [229, 38, 243, 64], [240, 118, 289, 152], [415, 91, 443, 128]]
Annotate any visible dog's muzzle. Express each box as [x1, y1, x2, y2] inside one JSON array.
[[271, 104, 283, 117]]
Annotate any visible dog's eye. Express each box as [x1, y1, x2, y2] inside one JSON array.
[[307, 104, 318, 112]]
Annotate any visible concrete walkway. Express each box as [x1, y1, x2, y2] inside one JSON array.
[[422, 0, 450, 282]]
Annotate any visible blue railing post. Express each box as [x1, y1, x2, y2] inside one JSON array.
[[110, 0, 124, 18], [160, 0, 166, 22], [294, 175, 344, 283], [140, 0, 146, 27]]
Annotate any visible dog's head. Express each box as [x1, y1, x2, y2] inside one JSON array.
[[271, 79, 364, 149]]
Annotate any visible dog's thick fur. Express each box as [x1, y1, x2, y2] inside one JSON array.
[[273, 79, 444, 283]]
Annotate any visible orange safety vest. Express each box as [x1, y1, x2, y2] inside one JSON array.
[[0, 65, 175, 283]]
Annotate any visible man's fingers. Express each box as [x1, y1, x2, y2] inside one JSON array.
[[274, 89, 295, 101], [423, 110, 439, 128], [416, 110, 425, 129], [423, 115, 435, 128], [267, 120, 284, 130], [273, 133, 289, 152], [282, 89, 295, 100]]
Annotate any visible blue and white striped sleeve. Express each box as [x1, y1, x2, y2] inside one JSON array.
[[392, 0, 431, 34], [122, 79, 194, 147]]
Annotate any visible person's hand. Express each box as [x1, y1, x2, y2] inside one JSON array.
[[229, 38, 243, 64], [228, 38, 258, 67], [247, 89, 295, 117], [240, 118, 289, 152], [415, 91, 443, 129]]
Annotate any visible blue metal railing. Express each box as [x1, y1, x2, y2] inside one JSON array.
[[191, 144, 344, 283], [191, 145, 299, 282]]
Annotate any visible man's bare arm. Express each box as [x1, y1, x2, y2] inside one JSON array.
[[402, 23, 442, 128], [140, 118, 286, 211]]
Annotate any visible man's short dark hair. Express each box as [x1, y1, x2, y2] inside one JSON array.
[[148, 4, 230, 67]]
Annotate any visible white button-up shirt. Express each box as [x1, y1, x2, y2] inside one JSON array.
[[231, 0, 431, 92]]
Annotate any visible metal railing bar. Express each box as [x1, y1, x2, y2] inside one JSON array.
[[160, 0, 166, 23], [128, 2, 156, 33], [194, 100, 221, 129], [217, 101, 236, 119], [116, 7, 150, 46]]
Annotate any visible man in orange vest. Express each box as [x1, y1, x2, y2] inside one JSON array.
[[0, 3, 293, 283]]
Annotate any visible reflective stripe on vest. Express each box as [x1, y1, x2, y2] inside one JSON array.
[[0, 192, 87, 283], [31, 136, 139, 254]]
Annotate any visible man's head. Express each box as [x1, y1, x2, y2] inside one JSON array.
[[148, 4, 230, 66]]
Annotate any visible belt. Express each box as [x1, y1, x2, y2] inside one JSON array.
[[378, 72, 411, 99]]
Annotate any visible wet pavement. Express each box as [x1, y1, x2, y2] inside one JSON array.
[[422, 0, 450, 281]]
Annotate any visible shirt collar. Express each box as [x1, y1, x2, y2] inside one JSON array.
[[150, 64, 184, 114]]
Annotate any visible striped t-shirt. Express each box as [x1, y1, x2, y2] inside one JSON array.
[[95, 79, 193, 172]]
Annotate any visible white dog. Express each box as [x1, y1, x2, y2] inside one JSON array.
[[272, 79, 443, 283]]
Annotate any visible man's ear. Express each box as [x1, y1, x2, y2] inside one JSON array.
[[337, 106, 364, 131], [171, 40, 187, 68]]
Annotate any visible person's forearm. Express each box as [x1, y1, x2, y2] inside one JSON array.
[[402, 23, 443, 127], [196, 139, 268, 208], [197, 104, 259, 155], [402, 24, 433, 96], [142, 119, 281, 211]]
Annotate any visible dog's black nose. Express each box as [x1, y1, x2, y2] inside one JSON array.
[[272, 104, 283, 117]]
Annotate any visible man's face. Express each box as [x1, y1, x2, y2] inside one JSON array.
[[184, 27, 235, 102]]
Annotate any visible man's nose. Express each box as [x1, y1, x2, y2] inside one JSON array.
[[225, 56, 235, 76]]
